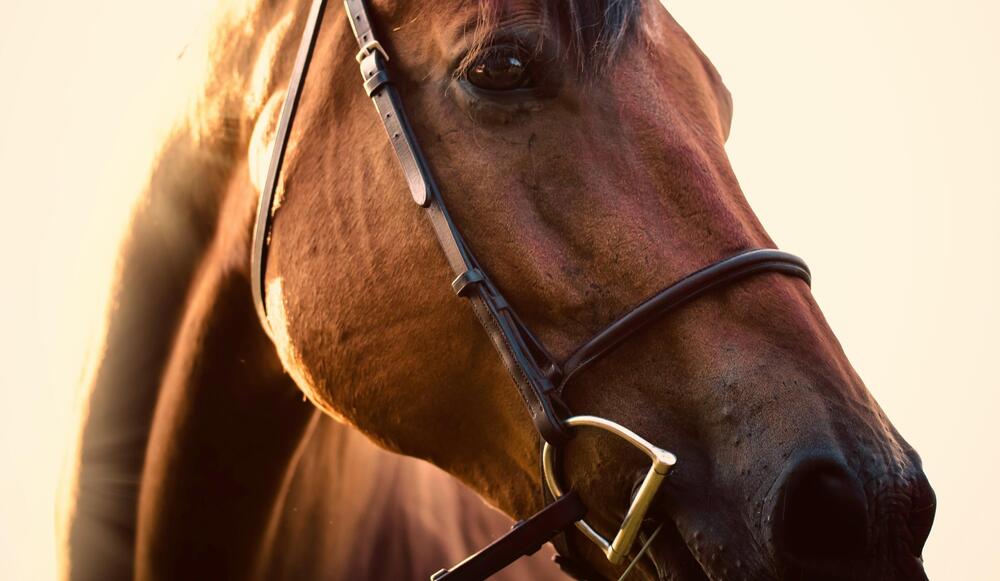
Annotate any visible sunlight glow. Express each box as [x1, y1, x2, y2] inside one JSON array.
[[0, 1, 995, 579], [265, 277, 349, 425]]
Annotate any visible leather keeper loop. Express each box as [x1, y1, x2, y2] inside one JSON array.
[[452, 269, 485, 297], [363, 68, 390, 96]]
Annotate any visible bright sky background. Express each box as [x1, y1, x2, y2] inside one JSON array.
[[0, 1, 996, 579]]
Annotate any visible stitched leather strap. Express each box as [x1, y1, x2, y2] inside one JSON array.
[[559, 249, 810, 390], [430, 491, 588, 581]]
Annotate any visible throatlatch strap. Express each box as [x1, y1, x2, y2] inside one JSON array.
[[251, 0, 327, 330]]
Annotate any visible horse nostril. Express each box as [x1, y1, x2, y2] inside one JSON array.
[[774, 458, 869, 561]]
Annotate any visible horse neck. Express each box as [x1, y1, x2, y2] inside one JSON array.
[[61, 3, 311, 578], [254, 415, 567, 580]]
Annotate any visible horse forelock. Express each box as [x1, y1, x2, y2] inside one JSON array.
[[459, 0, 642, 78]]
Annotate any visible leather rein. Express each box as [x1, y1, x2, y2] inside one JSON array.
[[250, 1, 812, 579]]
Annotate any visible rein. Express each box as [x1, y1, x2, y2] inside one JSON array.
[[250, 0, 812, 578]]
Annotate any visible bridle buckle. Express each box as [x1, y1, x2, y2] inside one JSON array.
[[355, 39, 389, 64], [542, 416, 676, 565]]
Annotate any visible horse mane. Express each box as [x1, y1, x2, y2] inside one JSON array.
[[58, 1, 304, 577]]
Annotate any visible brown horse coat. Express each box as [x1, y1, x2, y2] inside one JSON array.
[[61, 1, 934, 579], [60, 2, 564, 579]]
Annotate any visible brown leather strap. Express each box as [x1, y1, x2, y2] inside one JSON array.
[[251, 0, 328, 330], [558, 249, 811, 390], [430, 491, 588, 581]]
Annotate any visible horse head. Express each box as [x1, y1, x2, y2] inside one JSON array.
[[253, 1, 934, 578]]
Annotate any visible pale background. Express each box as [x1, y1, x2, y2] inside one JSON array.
[[0, 0, 995, 579]]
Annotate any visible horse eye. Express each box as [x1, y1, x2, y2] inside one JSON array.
[[465, 49, 531, 91]]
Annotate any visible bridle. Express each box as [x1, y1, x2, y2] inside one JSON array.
[[249, 0, 812, 579]]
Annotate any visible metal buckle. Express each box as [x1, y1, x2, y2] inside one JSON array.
[[355, 40, 389, 64], [542, 416, 676, 565]]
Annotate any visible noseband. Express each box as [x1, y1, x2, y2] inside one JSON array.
[[250, 1, 812, 579]]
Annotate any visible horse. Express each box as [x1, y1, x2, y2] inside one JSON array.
[[60, 0, 935, 579]]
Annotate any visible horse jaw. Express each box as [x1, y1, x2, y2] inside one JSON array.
[[265, 276, 350, 426]]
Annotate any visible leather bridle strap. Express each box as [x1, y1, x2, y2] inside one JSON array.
[[429, 490, 587, 581], [559, 249, 810, 390], [251, 0, 326, 327]]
